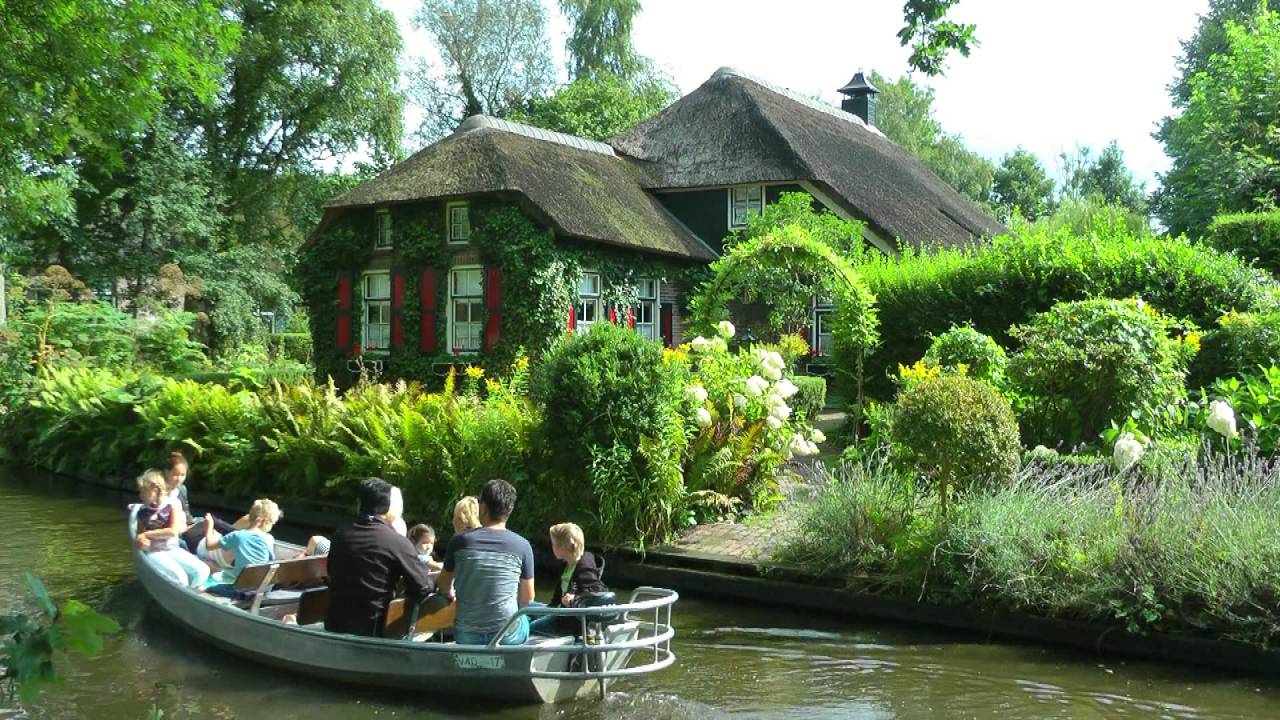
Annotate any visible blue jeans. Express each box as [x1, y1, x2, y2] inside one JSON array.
[[454, 614, 531, 646]]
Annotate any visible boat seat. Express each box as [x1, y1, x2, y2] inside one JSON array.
[[232, 555, 328, 614], [296, 587, 330, 626], [383, 595, 456, 639]]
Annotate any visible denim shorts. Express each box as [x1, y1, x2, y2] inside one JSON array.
[[454, 614, 530, 646]]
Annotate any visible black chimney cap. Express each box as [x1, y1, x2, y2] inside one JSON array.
[[837, 70, 879, 97]]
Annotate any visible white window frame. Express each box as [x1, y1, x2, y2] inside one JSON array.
[[728, 185, 765, 229], [447, 202, 471, 245], [575, 271, 602, 335], [448, 265, 484, 354], [361, 271, 392, 352], [813, 300, 834, 357], [634, 278, 660, 341], [374, 210, 393, 250]]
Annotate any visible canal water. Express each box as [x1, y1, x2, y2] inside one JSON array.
[[1, 468, 1276, 719]]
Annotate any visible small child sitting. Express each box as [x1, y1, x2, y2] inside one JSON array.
[[408, 524, 443, 572], [530, 522, 608, 636], [135, 470, 209, 588], [203, 499, 282, 592]]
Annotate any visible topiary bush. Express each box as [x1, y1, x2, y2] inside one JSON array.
[[1008, 298, 1196, 448], [922, 325, 1008, 386], [890, 375, 1020, 511], [1205, 209, 1280, 278], [531, 323, 689, 545], [856, 225, 1277, 397], [791, 376, 827, 420], [1190, 310, 1280, 387]]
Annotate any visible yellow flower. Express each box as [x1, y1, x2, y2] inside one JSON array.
[[897, 360, 941, 386], [464, 366, 485, 381], [1183, 331, 1202, 352]]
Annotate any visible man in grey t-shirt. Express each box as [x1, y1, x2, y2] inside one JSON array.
[[440, 478, 535, 645]]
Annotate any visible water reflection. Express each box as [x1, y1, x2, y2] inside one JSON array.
[[1, 467, 1276, 719]]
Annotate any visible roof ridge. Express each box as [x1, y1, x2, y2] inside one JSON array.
[[710, 67, 885, 139], [456, 115, 617, 157]]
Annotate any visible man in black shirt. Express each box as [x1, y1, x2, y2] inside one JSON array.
[[325, 478, 436, 637]]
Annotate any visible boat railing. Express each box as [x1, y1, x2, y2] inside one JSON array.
[[485, 586, 678, 681]]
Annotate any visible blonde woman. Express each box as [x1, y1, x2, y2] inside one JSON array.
[[452, 495, 480, 534], [530, 522, 608, 637], [134, 470, 210, 588]]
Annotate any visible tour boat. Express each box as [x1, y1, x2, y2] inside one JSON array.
[[129, 506, 678, 703]]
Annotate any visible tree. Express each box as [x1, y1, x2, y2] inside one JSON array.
[[1168, 0, 1268, 103], [871, 72, 995, 205], [1058, 141, 1147, 215], [560, 0, 642, 80], [409, 0, 556, 142], [509, 73, 674, 140], [992, 148, 1055, 221], [1155, 5, 1280, 237], [898, 0, 979, 76]]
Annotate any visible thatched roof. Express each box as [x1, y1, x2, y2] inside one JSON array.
[[323, 116, 716, 261], [610, 68, 1004, 248]]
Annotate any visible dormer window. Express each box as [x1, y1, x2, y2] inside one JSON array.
[[374, 210, 393, 250], [448, 202, 470, 244], [728, 185, 764, 228]]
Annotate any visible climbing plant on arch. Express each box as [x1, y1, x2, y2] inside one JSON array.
[[688, 225, 880, 408]]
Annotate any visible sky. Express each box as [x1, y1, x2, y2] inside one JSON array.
[[382, 0, 1211, 189]]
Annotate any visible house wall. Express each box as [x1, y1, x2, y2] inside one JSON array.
[[654, 182, 810, 254]]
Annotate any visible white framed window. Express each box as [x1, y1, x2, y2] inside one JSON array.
[[447, 202, 471, 244], [728, 185, 764, 229], [362, 272, 392, 351], [634, 278, 660, 341], [813, 301, 834, 357], [374, 210, 393, 250], [574, 271, 602, 334], [449, 266, 484, 353]]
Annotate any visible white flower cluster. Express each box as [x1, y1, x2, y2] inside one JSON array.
[[690, 335, 728, 353], [1207, 400, 1237, 439], [753, 348, 786, 381], [716, 320, 736, 339], [1112, 432, 1144, 471]]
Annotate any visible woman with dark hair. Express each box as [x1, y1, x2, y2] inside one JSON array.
[[170, 450, 238, 553]]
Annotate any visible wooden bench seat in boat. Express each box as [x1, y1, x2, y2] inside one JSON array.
[[232, 555, 328, 614], [383, 595, 456, 638]]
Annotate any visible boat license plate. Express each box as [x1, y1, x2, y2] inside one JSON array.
[[455, 653, 505, 670]]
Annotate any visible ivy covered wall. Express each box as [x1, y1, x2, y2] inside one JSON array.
[[298, 196, 708, 386]]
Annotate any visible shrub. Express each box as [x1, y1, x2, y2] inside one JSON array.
[[16, 367, 153, 476], [1008, 298, 1195, 448], [791, 376, 827, 420], [531, 323, 689, 544], [890, 375, 1020, 508], [856, 225, 1276, 396], [1205, 209, 1280, 277], [267, 332, 313, 365], [1191, 310, 1280, 387], [922, 325, 1007, 386], [135, 310, 209, 375], [1202, 367, 1280, 453]]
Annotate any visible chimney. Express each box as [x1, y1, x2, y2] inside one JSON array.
[[837, 70, 879, 126]]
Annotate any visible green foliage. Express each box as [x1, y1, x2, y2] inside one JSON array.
[[136, 311, 209, 375], [922, 325, 1007, 386], [870, 71, 994, 205], [1191, 310, 1280, 386], [1155, 4, 1280, 237], [1029, 194, 1150, 238], [1, 574, 120, 703], [1205, 209, 1280, 276], [725, 192, 870, 262], [791, 376, 827, 421], [511, 73, 675, 141], [267, 333, 314, 366], [897, 0, 979, 76], [1057, 141, 1148, 216], [531, 323, 689, 544], [1204, 368, 1280, 452], [992, 147, 1055, 221], [1007, 299, 1195, 448], [856, 224, 1277, 397], [559, 0, 643, 80], [890, 375, 1020, 505]]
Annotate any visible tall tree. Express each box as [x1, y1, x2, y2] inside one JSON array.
[[1168, 0, 1269, 103], [509, 73, 674, 140], [560, 0, 643, 80], [871, 72, 995, 205], [409, 0, 556, 142], [992, 148, 1055, 221], [1058, 141, 1147, 215], [898, 0, 979, 76], [1155, 4, 1280, 236]]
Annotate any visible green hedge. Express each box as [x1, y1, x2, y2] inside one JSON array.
[[1191, 310, 1280, 387], [791, 376, 827, 420], [856, 225, 1278, 397], [266, 333, 312, 365], [1205, 209, 1280, 277]]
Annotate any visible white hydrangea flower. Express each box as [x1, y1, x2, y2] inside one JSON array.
[[733, 393, 748, 411], [690, 336, 711, 352], [765, 351, 785, 371], [810, 428, 827, 444], [789, 432, 809, 456], [766, 415, 783, 430], [716, 320, 736, 339], [744, 375, 768, 397], [688, 385, 708, 403], [774, 378, 799, 399], [695, 407, 713, 428], [805, 440, 820, 456], [710, 337, 728, 353], [1207, 400, 1237, 439], [763, 365, 783, 381], [1112, 433, 1144, 471]]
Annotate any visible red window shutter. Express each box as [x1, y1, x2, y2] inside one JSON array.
[[568, 304, 576, 334], [660, 303, 673, 347], [484, 266, 501, 351], [609, 305, 618, 324], [336, 272, 353, 353], [390, 271, 405, 349], [628, 307, 635, 329], [419, 269, 437, 354]]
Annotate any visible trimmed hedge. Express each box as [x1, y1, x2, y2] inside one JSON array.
[[1191, 310, 1280, 387], [856, 226, 1278, 397], [791, 375, 827, 420], [1205, 209, 1280, 277]]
